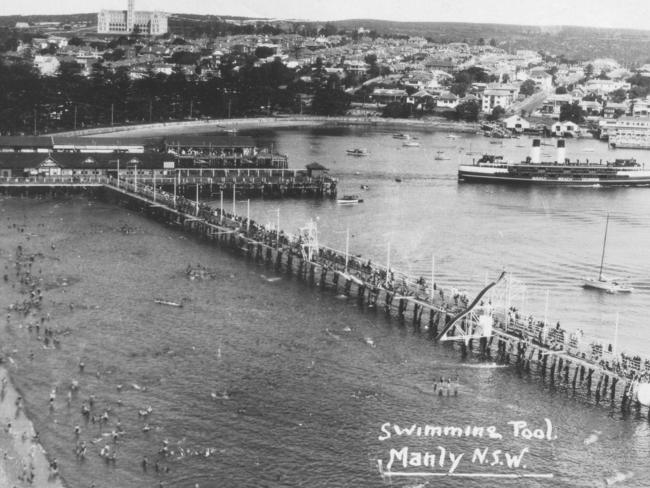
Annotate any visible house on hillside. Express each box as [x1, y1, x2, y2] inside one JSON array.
[[603, 102, 629, 118], [370, 88, 407, 105], [528, 69, 553, 91], [539, 94, 574, 118], [436, 92, 459, 109]]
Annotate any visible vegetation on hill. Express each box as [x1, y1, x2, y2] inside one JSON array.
[[0, 57, 350, 135]]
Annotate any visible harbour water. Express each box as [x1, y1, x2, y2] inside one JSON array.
[[2, 125, 650, 487]]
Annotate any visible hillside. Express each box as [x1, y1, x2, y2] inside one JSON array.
[[2, 11, 650, 64]]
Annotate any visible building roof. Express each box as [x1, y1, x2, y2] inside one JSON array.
[[163, 135, 256, 148], [483, 89, 512, 97], [0, 152, 173, 170]]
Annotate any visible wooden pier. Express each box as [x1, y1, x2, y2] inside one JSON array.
[[3, 176, 650, 416]]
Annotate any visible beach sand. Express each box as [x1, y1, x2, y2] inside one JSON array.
[[52, 115, 481, 138], [0, 366, 66, 488]]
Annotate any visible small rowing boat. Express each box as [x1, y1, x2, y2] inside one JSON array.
[[337, 194, 364, 204], [154, 298, 183, 307]]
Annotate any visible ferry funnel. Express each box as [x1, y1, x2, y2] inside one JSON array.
[[530, 138, 541, 163], [556, 139, 566, 163]]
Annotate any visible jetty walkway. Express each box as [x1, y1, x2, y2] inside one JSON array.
[[2, 175, 650, 415]]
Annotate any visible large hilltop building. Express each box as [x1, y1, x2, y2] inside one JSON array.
[[98, 0, 168, 36]]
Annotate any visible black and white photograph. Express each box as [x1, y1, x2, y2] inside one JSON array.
[[1, 1, 650, 487]]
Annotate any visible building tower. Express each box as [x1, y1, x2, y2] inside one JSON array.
[[126, 0, 134, 32]]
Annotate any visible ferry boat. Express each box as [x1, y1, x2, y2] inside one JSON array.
[[458, 139, 650, 186]]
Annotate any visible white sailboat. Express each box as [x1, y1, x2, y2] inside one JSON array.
[[582, 214, 633, 293]]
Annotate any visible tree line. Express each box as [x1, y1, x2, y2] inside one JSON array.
[[0, 57, 351, 135]]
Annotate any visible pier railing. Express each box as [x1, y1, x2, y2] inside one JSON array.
[[0, 176, 108, 185]]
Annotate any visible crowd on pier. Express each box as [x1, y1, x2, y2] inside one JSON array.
[[130, 180, 650, 382], [501, 307, 650, 381]]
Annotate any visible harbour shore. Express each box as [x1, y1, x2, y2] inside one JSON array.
[[0, 366, 66, 488], [51, 115, 481, 138]]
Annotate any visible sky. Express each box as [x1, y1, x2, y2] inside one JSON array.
[[1, 0, 650, 31]]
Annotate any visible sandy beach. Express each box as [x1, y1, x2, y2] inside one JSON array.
[[0, 366, 66, 488], [51, 115, 482, 138]]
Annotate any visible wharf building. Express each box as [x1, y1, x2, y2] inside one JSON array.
[[98, 0, 168, 35], [0, 135, 290, 178]]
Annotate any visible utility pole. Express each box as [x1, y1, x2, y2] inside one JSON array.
[[228, 97, 231, 119], [276, 208, 280, 249], [189, 99, 193, 119], [111, 103, 114, 126], [149, 99, 153, 122], [74, 104, 77, 130], [33, 107, 37, 135]]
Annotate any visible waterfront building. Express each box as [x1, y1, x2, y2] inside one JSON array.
[[370, 88, 408, 105], [98, 0, 168, 36], [164, 136, 288, 169], [0, 152, 171, 178], [0, 136, 286, 169], [600, 116, 650, 148], [550, 120, 581, 138], [503, 115, 530, 133]]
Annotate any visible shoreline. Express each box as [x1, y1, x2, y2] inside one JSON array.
[[0, 365, 66, 488], [50, 115, 482, 138]]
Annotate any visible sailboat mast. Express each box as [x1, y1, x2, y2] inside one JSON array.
[[599, 214, 609, 281]]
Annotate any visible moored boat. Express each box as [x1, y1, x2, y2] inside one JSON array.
[[434, 151, 450, 161], [582, 277, 633, 294], [582, 214, 633, 293], [337, 194, 364, 204], [346, 148, 368, 156], [458, 139, 650, 186]]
